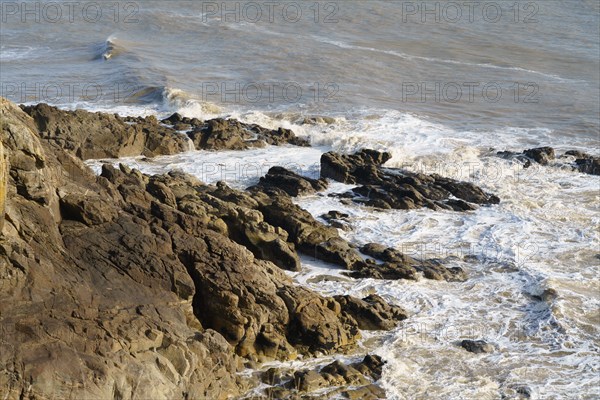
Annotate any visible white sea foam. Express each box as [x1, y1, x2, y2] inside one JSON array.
[[84, 104, 600, 399]]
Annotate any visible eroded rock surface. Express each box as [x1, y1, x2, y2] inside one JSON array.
[[321, 149, 500, 210], [0, 99, 372, 399], [22, 103, 190, 159], [498, 146, 600, 175], [187, 117, 310, 150], [259, 354, 386, 399]]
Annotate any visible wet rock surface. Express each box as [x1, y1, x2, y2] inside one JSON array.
[[250, 166, 328, 196], [321, 149, 500, 210], [257, 354, 386, 399], [1, 99, 518, 399], [334, 294, 409, 330], [498, 146, 600, 175], [460, 339, 495, 354]]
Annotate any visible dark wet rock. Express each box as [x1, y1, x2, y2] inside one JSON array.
[[321, 150, 499, 211], [354, 243, 467, 281], [334, 294, 408, 330], [161, 112, 184, 125], [515, 385, 532, 398], [523, 147, 555, 165], [460, 339, 495, 354], [188, 118, 309, 150], [249, 166, 328, 196], [572, 155, 600, 175], [301, 116, 336, 125], [349, 258, 419, 280], [320, 210, 351, 230], [321, 149, 392, 185], [564, 150, 589, 159], [498, 147, 599, 175]]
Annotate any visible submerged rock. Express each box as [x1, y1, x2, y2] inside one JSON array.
[[460, 339, 495, 354]]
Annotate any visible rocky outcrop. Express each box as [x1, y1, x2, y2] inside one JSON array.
[[498, 147, 600, 175], [321, 149, 500, 211], [355, 243, 467, 281], [250, 166, 328, 196], [1, 98, 406, 399], [21, 103, 191, 159], [187, 117, 309, 150], [261, 354, 386, 399], [20, 105, 311, 161], [334, 294, 408, 330], [0, 140, 6, 232]]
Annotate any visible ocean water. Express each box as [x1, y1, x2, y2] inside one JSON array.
[[3, 1, 600, 398]]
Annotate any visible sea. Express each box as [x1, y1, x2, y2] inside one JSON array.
[[1, 1, 599, 398]]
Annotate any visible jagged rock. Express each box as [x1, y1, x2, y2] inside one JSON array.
[[460, 339, 495, 354], [2, 98, 372, 399], [571, 154, 600, 175], [161, 112, 184, 125], [21, 103, 190, 159], [523, 147, 555, 165], [263, 354, 386, 399], [321, 149, 391, 185], [322, 150, 499, 211], [498, 147, 599, 176], [250, 166, 328, 196], [0, 141, 6, 232], [334, 294, 408, 330], [353, 243, 466, 281], [59, 193, 118, 226], [188, 118, 309, 150], [320, 210, 351, 230]]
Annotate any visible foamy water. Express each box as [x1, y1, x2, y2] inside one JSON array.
[[87, 111, 600, 399], [4, 0, 599, 398]]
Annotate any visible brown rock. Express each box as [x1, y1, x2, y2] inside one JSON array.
[[335, 294, 408, 330], [250, 166, 328, 196], [0, 140, 6, 232]]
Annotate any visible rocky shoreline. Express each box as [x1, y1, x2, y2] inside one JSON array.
[[0, 99, 592, 399]]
